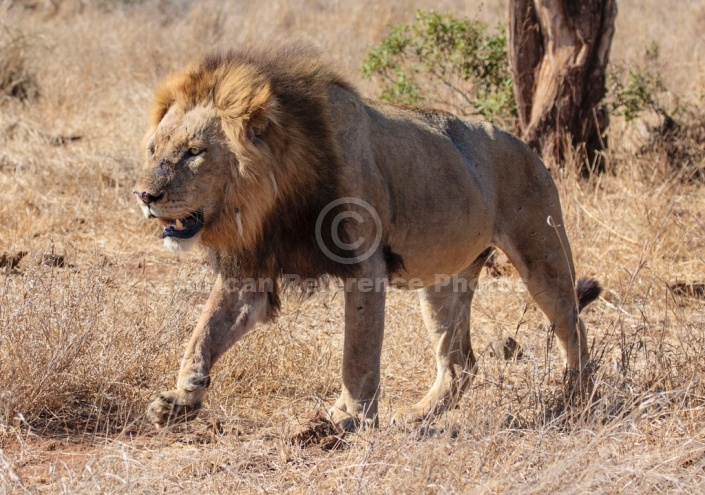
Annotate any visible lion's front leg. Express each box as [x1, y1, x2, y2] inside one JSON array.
[[147, 275, 269, 428], [329, 261, 387, 431]]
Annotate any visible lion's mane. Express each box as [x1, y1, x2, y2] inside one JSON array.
[[150, 46, 362, 304]]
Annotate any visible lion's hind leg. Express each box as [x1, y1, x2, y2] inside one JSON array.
[[392, 248, 492, 427], [493, 223, 594, 375]]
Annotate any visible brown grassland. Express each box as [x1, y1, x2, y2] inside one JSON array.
[[1, 0, 705, 493]]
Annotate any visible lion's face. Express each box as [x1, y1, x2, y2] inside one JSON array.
[[134, 50, 350, 273], [134, 104, 234, 252]]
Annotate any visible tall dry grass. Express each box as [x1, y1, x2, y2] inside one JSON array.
[[0, 1, 704, 493]]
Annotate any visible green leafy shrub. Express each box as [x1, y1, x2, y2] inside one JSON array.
[[362, 10, 516, 126], [607, 42, 704, 182], [607, 66, 669, 122]]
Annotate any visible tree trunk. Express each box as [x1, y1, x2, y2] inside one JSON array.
[[509, 0, 618, 169]]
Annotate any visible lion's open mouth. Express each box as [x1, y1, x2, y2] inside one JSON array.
[[159, 212, 204, 239]]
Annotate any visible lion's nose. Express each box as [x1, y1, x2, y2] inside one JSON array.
[[134, 190, 165, 205]]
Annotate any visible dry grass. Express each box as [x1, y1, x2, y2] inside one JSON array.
[[1, 1, 704, 493]]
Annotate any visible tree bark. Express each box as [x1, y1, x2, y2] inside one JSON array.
[[509, 0, 618, 169]]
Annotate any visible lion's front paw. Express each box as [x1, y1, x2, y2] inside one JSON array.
[[328, 397, 378, 432], [146, 390, 202, 428], [328, 406, 362, 433]]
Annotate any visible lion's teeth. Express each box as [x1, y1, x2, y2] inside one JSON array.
[[175, 218, 184, 230]]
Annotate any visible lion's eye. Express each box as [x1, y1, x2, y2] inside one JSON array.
[[148, 144, 155, 156], [188, 148, 205, 156]]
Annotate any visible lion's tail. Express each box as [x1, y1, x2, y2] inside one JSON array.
[[577, 277, 602, 312]]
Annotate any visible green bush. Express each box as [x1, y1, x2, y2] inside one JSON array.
[[606, 42, 704, 182], [362, 10, 516, 126], [363, 14, 699, 181], [607, 66, 668, 122]]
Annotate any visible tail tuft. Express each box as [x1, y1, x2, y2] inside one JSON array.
[[577, 277, 602, 312]]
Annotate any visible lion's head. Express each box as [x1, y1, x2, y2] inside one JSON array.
[[134, 46, 360, 280], [133, 53, 281, 254]]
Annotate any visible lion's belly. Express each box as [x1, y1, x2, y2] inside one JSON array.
[[387, 222, 492, 288]]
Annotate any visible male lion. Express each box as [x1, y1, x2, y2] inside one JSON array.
[[134, 45, 601, 430]]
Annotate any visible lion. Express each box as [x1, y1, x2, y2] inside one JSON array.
[[134, 45, 601, 430]]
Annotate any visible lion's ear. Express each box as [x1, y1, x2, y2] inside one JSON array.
[[246, 110, 272, 143], [217, 75, 280, 147]]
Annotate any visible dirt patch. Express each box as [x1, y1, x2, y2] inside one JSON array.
[[0, 251, 26, 272], [489, 336, 524, 360], [669, 281, 705, 301], [484, 250, 514, 278], [40, 253, 66, 268], [289, 413, 347, 451]]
